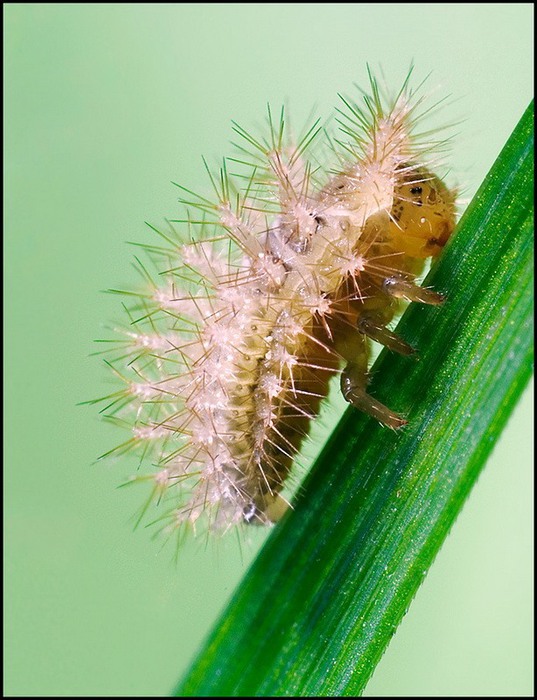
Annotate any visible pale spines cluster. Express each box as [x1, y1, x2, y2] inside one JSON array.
[[93, 73, 456, 535]]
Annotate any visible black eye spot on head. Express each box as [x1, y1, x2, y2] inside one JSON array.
[[410, 186, 423, 195]]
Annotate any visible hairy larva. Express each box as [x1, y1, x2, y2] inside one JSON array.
[[92, 70, 457, 536]]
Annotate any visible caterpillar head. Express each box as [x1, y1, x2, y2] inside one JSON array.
[[389, 166, 457, 259]]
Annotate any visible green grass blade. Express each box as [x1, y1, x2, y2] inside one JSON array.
[[174, 102, 534, 697]]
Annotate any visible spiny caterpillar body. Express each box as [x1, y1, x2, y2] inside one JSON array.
[[94, 72, 457, 535]]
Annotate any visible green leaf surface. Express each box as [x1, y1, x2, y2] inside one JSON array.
[[174, 102, 534, 697]]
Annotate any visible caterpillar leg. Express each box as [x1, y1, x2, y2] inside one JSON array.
[[358, 315, 415, 356], [383, 276, 444, 305], [340, 362, 407, 429]]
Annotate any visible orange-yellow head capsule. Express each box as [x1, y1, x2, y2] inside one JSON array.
[[389, 167, 457, 259]]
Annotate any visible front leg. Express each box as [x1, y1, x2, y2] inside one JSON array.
[[383, 276, 444, 305]]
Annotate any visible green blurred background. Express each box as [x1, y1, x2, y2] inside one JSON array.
[[4, 3, 533, 696]]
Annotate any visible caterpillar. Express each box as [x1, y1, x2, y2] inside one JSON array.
[[93, 70, 457, 536]]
